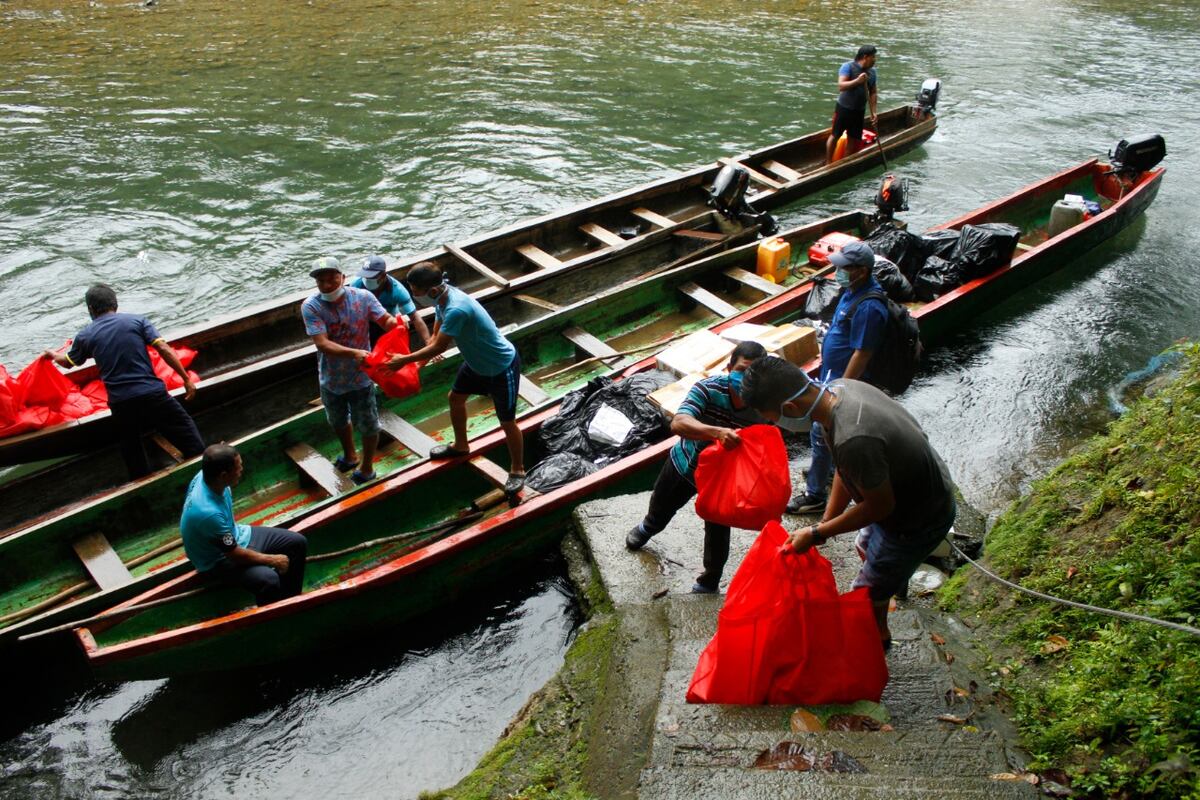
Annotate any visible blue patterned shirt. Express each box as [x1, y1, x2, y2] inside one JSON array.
[[301, 286, 388, 393]]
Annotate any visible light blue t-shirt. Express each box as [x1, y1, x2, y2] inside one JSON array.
[[349, 275, 416, 317], [180, 472, 252, 573], [435, 285, 516, 377]]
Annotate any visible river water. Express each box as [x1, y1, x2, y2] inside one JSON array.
[[2, 0, 1199, 796]]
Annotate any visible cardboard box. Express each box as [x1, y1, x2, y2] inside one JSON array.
[[757, 324, 818, 366], [655, 330, 736, 378], [718, 322, 773, 343], [648, 373, 704, 417]]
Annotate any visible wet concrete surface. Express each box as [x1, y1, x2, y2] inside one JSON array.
[[570, 490, 1038, 799]]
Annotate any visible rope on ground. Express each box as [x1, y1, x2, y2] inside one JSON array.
[[950, 541, 1200, 638]]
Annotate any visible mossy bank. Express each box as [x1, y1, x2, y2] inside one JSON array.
[[942, 343, 1200, 799]]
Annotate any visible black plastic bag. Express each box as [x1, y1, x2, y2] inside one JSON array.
[[864, 224, 925, 282], [951, 223, 1022, 279], [802, 276, 844, 323], [919, 229, 961, 260], [525, 453, 599, 492], [538, 370, 674, 463], [872, 256, 914, 302], [912, 256, 965, 301], [539, 375, 611, 458]]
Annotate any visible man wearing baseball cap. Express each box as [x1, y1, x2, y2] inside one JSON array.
[[826, 45, 879, 164], [349, 255, 430, 348], [301, 256, 398, 485], [788, 240, 888, 514]]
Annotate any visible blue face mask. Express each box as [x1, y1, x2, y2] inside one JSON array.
[[776, 381, 828, 433], [363, 276, 381, 290], [727, 370, 744, 393], [834, 268, 853, 289]]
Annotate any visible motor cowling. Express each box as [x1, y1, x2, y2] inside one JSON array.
[[707, 163, 778, 237], [915, 78, 941, 113], [1110, 134, 1166, 174], [875, 173, 909, 221]]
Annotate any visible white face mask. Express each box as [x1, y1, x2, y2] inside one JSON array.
[[776, 382, 827, 434], [319, 286, 345, 303], [363, 276, 381, 290]]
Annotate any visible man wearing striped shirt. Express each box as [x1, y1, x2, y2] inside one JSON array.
[[626, 341, 768, 593]]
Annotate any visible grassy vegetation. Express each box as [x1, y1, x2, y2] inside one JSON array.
[[943, 343, 1200, 799]]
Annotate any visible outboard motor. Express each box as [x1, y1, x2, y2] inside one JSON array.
[[915, 78, 941, 114], [1110, 134, 1166, 174], [874, 173, 909, 223], [707, 163, 779, 236]]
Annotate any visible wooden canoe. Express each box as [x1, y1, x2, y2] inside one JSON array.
[[0, 103, 937, 471], [66, 157, 1163, 678]]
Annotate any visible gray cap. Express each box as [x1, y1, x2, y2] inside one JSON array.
[[829, 240, 875, 269]]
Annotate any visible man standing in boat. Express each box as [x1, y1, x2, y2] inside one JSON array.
[[625, 341, 769, 594], [787, 241, 887, 514], [303, 257, 399, 485], [826, 45, 879, 164], [42, 283, 205, 479], [385, 262, 526, 495], [742, 359, 955, 649], [349, 255, 431, 348], [180, 443, 307, 606]]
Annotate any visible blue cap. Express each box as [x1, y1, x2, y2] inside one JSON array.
[[359, 255, 387, 279], [829, 240, 875, 269]]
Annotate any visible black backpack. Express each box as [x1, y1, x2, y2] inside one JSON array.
[[844, 290, 923, 396]]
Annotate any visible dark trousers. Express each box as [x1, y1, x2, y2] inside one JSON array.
[[218, 526, 308, 606], [109, 389, 205, 479], [638, 459, 731, 590]]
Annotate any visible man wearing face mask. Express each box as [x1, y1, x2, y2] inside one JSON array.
[[349, 256, 430, 348], [789, 240, 888, 515], [625, 341, 769, 594], [385, 262, 527, 495], [742, 357, 955, 649], [302, 257, 398, 485]]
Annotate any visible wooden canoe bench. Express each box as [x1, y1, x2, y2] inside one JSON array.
[[72, 532, 134, 592], [285, 442, 355, 496], [723, 266, 785, 296], [679, 281, 739, 318]]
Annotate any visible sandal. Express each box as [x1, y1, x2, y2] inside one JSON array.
[[333, 455, 359, 473], [503, 472, 526, 494], [429, 444, 470, 459], [351, 469, 377, 485]]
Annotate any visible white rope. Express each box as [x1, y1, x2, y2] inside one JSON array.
[[950, 542, 1200, 638]]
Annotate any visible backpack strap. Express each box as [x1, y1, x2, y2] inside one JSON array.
[[845, 289, 889, 319]]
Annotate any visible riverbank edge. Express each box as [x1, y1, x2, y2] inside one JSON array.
[[940, 343, 1200, 799]]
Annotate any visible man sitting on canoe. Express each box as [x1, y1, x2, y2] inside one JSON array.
[[826, 45, 879, 164], [625, 341, 769, 594], [181, 443, 307, 606], [303, 257, 399, 485], [385, 262, 526, 495], [42, 283, 205, 479], [349, 255, 431, 348], [742, 358, 955, 649]]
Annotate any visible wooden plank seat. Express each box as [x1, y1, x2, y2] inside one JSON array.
[[717, 157, 784, 190], [762, 159, 803, 182], [514, 294, 563, 312], [150, 434, 185, 464], [285, 442, 355, 496], [467, 455, 511, 490], [72, 532, 134, 592], [579, 222, 626, 248], [723, 266, 786, 296], [444, 244, 511, 288], [516, 243, 564, 271], [673, 229, 725, 242], [563, 326, 619, 360], [679, 281, 739, 318], [631, 207, 677, 229], [378, 410, 437, 457], [518, 375, 550, 406]]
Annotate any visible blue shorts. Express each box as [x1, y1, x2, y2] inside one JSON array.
[[451, 353, 521, 422], [321, 385, 381, 437], [852, 500, 956, 601]]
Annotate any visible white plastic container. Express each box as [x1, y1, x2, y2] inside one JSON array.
[[1048, 197, 1087, 237]]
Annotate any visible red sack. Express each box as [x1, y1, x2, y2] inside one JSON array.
[[17, 356, 77, 409], [148, 344, 199, 391], [0, 365, 29, 434], [686, 520, 888, 705], [694, 424, 790, 530], [364, 321, 421, 399]]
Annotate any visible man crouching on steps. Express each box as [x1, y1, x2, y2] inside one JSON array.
[[625, 341, 768, 594], [741, 357, 955, 649], [180, 443, 308, 606]]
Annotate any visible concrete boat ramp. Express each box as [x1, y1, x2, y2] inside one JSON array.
[[566, 490, 1039, 799]]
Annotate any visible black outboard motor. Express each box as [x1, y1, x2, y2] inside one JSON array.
[[707, 163, 778, 236], [874, 173, 909, 223], [1110, 134, 1166, 174], [915, 78, 941, 114]]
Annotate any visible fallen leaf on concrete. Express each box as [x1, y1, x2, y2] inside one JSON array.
[[789, 709, 824, 733], [818, 750, 868, 773], [1041, 635, 1070, 654], [651, 588, 668, 600], [826, 714, 883, 731], [1023, 772, 1040, 785], [753, 742, 813, 771], [937, 714, 968, 724], [930, 633, 946, 646], [990, 772, 1023, 781], [1041, 780, 1073, 797], [880, 723, 894, 732], [953, 685, 971, 698], [944, 651, 956, 665]]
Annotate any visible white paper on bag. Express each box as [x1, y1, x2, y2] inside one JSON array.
[[587, 404, 635, 448]]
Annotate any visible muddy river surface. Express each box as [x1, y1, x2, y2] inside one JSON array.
[[2, 0, 1199, 796]]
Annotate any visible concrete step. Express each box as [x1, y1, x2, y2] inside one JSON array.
[[638, 765, 1040, 799]]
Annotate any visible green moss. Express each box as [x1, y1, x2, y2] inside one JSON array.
[[943, 342, 1200, 799]]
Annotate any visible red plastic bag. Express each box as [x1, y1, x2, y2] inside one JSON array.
[[364, 321, 421, 399], [17, 356, 77, 409], [686, 520, 887, 705], [149, 345, 199, 391], [0, 365, 28, 433], [694, 424, 790, 529]]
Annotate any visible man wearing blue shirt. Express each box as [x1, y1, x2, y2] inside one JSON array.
[[826, 45, 879, 164], [349, 255, 431, 348], [181, 443, 307, 605], [386, 262, 526, 494], [43, 284, 204, 479], [789, 240, 888, 513]]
